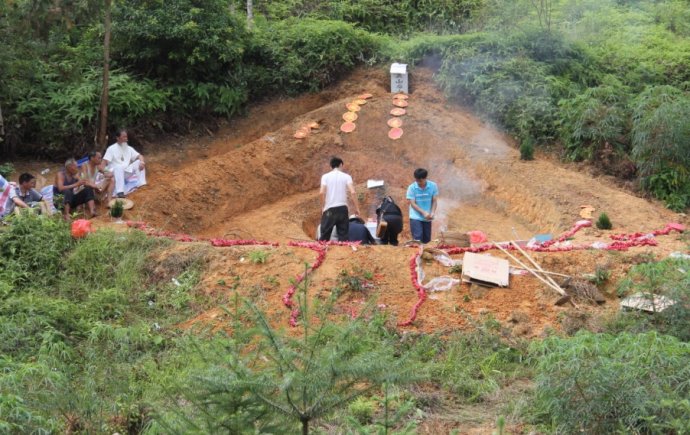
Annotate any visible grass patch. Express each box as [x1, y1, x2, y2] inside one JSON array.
[[528, 331, 690, 434]]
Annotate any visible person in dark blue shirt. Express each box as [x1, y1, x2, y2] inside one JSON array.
[[376, 196, 403, 246], [347, 215, 376, 245]]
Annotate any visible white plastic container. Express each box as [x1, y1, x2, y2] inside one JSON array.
[[365, 222, 379, 241]]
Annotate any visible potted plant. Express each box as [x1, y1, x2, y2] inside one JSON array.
[[110, 199, 125, 223]]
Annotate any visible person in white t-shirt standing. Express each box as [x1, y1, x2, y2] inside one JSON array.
[[103, 129, 147, 198], [319, 156, 361, 242]]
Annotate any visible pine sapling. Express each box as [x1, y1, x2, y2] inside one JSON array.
[[110, 200, 124, 220], [520, 137, 535, 161], [596, 212, 612, 230]]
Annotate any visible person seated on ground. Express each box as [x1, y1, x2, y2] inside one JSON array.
[[103, 129, 146, 199], [81, 150, 114, 205], [54, 158, 97, 220], [376, 195, 403, 246], [347, 214, 376, 245], [3, 173, 50, 217]]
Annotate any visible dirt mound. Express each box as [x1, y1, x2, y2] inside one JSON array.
[[105, 66, 686, 336], [12, 67, 686, 336]]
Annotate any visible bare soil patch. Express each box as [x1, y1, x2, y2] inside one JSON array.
[[7, 67, 688, 338]]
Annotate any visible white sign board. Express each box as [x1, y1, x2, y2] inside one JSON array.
[[390, 63, 408, 94], [367, 179, 385, 189], [461, 252, 510, 287]]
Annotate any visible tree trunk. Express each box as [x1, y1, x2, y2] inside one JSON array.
[[246, 0, 253, 30], [97, 0, 112, 149], [301, 417, 309, 435], [0, 101, 4, 137]]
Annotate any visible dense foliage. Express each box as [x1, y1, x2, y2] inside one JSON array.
[[530, 331, 690, 433], [2, 0, 688, 208]]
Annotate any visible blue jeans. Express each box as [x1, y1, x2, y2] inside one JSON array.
[[410, 219, 432, 243]]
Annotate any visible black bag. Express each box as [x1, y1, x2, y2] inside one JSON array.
[[376, 196, 399, 237]]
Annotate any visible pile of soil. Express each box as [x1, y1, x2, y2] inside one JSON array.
[[124, 67, 687, 336], [8, 66, 688, 336]]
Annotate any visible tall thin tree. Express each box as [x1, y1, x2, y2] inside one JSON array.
[[97, 0, 112, 149], [246, 0, 253, 30]]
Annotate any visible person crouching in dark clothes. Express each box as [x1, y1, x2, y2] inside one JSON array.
[[348, 215, 376, 245], [54, 158, 97, 220], [376, 196, 403, 246]]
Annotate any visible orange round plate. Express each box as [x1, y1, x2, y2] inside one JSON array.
[[387, 118, 403, 128], [358, 93, 373, 99], [342, 112, 358, 122], [393, 99, 408, 108], [346, 103, 361, 112], [340, 122, 356, 133], [393, 93, 409, 100], [390, 108, 407, 116], [388, 127, 403, 140]]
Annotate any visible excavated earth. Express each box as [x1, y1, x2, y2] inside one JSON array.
[[114, 66, 686, 338], [15, 66, 687, 337]]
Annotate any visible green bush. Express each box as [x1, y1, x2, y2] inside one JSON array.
[[529, 331, 690, 434], [348, 396, 377, 424], [435, 31, 565, 142], [519, 136, 535, 160], [631, 85, 690, 209], [595, 212, 612, 230], [611, 257, 690, 341], [60, 229, 160, 300], [164, 275, 425, 434], [13, 67, 168, 153], [0, 163, 14, 178], [253, 0, 484, 35], [432, 326, 527, 402], [247, 18, 380, 97], [0, 213, 72, 288], [559, 77, 630, 161]]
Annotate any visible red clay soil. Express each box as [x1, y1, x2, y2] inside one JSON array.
[[110, 67, 687, 337], [11, 67, 688, 337]]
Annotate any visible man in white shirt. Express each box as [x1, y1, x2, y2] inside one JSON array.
[[319, 156, 361, 241], [103, 129, 147, 198]]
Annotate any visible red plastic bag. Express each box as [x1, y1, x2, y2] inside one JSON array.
[[467, 230, 488, 244], [71, 219, 93, 238]]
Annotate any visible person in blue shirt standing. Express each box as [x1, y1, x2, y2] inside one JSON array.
[[406, 168, 438, 243]]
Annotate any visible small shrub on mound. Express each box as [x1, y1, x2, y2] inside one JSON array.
[[110, 200, 124, 219], [520, 137, 535, 161], [248, 249, 269, 264], [595, 212, 612, 229], [529, 331, 690, 434]]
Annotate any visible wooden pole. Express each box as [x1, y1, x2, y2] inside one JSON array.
[[510, 241, 566, 293], [493, 243, 568, 298], [511, 265, 571, 279]]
